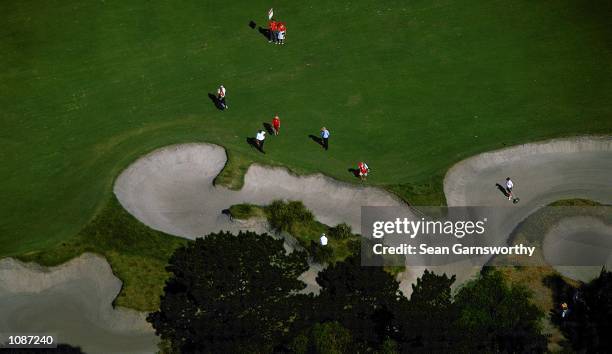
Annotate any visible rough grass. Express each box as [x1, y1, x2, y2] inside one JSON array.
[[213, 150, 252, 190], [16, 197, 188, 312], [229, 203, 266, 219]]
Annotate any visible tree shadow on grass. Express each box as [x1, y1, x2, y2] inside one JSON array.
[[207, 93, 224, 110]]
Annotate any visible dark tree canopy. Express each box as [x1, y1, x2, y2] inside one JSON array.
[[288, 321, 354, 354], [148, 231, 309, 354], [453, 270, 547, 353], [398, 270, 458, 351], [150, 233, 548, 353], [314, 255, 406, 348], [555, 269, 612, 352]]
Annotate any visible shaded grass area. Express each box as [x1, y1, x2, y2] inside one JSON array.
[[490, 198, 608, 350], [16, 196, 188, 312]]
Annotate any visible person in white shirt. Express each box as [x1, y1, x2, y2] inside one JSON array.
[[217, 85, 227, 109], [320, 233, 328, 246], [255, 130, 266, 152], [505, 177, 514, 200]]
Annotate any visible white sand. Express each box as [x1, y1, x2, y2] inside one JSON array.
[[0, 253, 158, 354]]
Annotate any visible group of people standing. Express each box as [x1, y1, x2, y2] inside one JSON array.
[[268, 19, 287, 45]]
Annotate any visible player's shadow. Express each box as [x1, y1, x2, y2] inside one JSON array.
[[308, 134, 324, 147], [249, 20, 271, 41], [258, 27, 271, 41], [246, 137, 265, 154], [207, 93, 224, 110], [495, 183, 509, 197], [263, 122, 275, 135], [348, 168, 361, 179]]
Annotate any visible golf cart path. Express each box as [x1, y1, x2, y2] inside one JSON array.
[[0, 253, 158, 354]]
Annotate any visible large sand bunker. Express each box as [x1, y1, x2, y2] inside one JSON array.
[[113, 137, 612, 289], [543, 216, 612, 282], [114, 137, 611, 284], [0, 253, 158, 354], [114, 143, 410, 238], [444, 136, 612, 207]]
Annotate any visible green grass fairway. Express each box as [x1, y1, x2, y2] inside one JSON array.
[[2, 0, 612, 257]]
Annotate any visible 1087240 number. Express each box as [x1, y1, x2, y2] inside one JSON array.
[[1, 334, 56, 348]]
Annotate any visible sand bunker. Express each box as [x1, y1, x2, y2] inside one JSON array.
[[0, 253, 158, 354], [542, 216, 612, 282], [442, 135, 612, 283], [114, 136, 611, 286], [445, 136, 612, 207], [114, 143, 409, 238]]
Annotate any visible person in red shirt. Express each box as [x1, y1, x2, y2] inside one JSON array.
[[358, 162, 370, 181], [272, 115, 281, 135], [268, 20, 278, 43]]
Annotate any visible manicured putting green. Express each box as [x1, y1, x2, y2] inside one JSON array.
[[1, 0, 611, 257]]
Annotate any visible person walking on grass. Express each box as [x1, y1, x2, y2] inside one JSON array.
[[272, 114, 281, 135], [217, 85, 227, 109], [505, 177, 514, 201], [256, 130, 266, 152], [320, 127, 330, 150], [358, 162, 370, 181]]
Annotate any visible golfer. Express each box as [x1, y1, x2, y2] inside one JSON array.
[[272, 115, 281, 135], [358, 162, 370, 181], [277, 22, 286, 45], [256, 130, 266, 152], [268, 19, 278, 43], [505, 177, 514, 200], [320, 127, 330, 150], [217, 85, 227, 109]]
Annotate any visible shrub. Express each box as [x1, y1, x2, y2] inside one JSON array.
[[309, 240, 334, 264], [328, 223, 352, 239], [266, 200, 315, 234]]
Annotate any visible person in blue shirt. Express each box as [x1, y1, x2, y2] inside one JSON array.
[[320, 127, 330, 151]]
